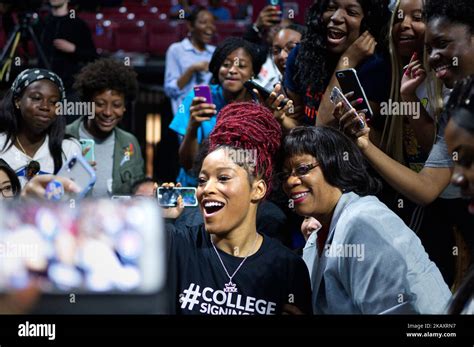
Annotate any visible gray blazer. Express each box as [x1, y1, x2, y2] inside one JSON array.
[[303, 192, 452, 314]]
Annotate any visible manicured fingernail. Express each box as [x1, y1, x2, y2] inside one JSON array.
[[356, 98, 363, 104], [360, 109, 368, 113], [359, 119, 365, 129]]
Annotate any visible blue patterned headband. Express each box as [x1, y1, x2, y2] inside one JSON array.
[[11, 68, 66, 100]]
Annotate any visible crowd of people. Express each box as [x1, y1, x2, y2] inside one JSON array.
[[0, 0, 473, 316]]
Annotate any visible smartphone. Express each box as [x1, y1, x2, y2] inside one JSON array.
[[157, 187, 198, 207], [0, 199, 166, 296], [330, 86, 355, 113], [268, 0, 283, 21], [79, 139, 95, 162], [336, 68, 374, 119], [244, 79, 288, 108], [194, 85, 213, 104], [56, 155, 96, 199]]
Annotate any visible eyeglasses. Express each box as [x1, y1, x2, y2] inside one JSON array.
[[0, 184, 14, 198], [276, 163, 319, 182], [271, 42, 298, 56]]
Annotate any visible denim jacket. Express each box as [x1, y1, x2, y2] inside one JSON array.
[[303, 192, 452, 314]]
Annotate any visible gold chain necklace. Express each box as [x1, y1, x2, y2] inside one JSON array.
[[16, 137, 43, 159], [16, 137, 31, 158]]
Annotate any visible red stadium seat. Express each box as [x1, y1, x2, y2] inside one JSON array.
[[215, 20, 247, 40], [92, 21, 115, 53], [147, 20, 183, 57], [113, 21, 148, 53]]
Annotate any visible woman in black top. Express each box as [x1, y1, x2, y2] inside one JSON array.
[[165, 102, 312, 315]]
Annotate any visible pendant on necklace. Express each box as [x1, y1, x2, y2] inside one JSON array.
[[224, 280, 237, 293]]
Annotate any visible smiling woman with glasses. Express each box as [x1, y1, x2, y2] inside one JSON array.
[[0, 159, 21, 199], [280, 126, 452, 314]]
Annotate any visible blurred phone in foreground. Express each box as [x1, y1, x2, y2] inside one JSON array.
[[194, 85, 213, 104], [0, 199, 166, 296], [157, 187, 198, 207], [56, 155, 96, 199]]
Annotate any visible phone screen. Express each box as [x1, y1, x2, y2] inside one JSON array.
[[157, 187, 198, 207], [0, 199, 166, 294]]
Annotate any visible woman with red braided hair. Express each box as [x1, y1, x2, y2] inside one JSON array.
[[164, 101, 312, 315]]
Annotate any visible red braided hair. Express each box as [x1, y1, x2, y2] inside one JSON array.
[[208, 102, 282, 195]]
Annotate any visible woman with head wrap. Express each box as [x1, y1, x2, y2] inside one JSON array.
[[0, 68, 80, 187]]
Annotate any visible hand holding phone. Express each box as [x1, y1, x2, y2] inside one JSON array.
[[56, 155, 96, 199], [190, 87, 217, 128], [157, 186, 197, 207], [330, 86, 355, 114], [331, 86, 367, 134], [257, 3, 282, 28], [336, 68, 373, 119], [244, 79, 288, 109], [193, 85, 213, 104]]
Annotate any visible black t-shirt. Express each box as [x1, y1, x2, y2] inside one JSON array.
[[166, 223, 312, 315]]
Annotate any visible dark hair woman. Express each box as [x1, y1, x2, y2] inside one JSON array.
[[164, 6, 217, 117], [284, 0, 391, 127], [444, 75, 474, 314], [0, 68, 81, 187], [279, 126, 451, 314], [0, 158, 21, 199], [165, 102, 312, 315], [169, 37, 265, 186], [67, 58, 145, 197]]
